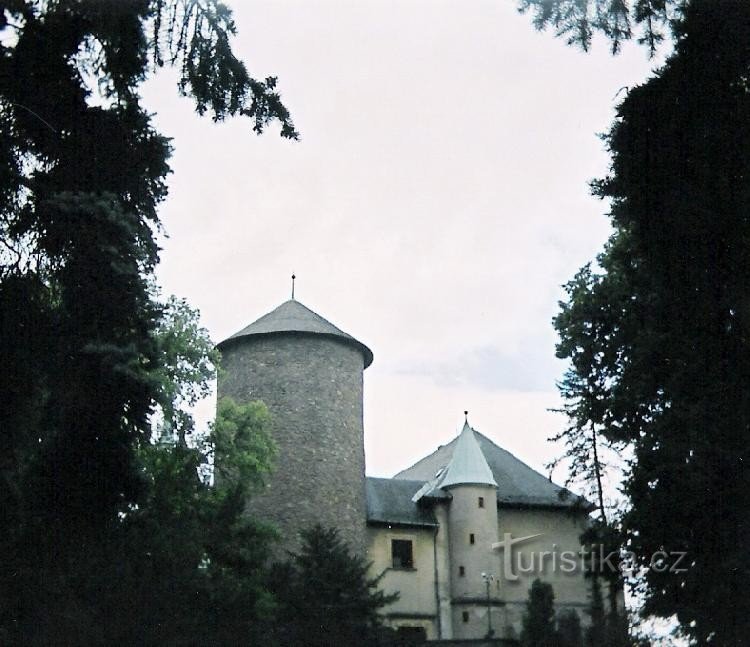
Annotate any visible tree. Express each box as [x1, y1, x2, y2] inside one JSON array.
[[120, 395, 277, 645], [0, 0, 295, 520], [522, 0, 750, 642], [585, 570, 628, 647], [549, 340, 617, 523], [130, 299, 278, 642], [557, 609, 583, 647], [581, 516, 628, 634], [1, 297, 279, 643], [268, 524, 398, 647], [586, 575, 607, 647], [518, 0, 675, 55], [521, 579, 558, 647], [1, 2, 294, 639]]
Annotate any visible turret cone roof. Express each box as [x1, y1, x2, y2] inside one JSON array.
[[439, 420, 498, 489]]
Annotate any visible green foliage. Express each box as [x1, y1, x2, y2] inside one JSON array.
[[529, 0, 750, 642], [549, 349, 617, 520], [151, 0, 297, 137], [153, 295, 221, 442], [120, 396, 277, 644], [213, 395, 276, 493], [606, 605, 630, 647], [521, 579, 558, 647], [268, 524, 399, 647], [557, 609, 583, 647], [517, 0, 678, 55], [586, 576, 607, 647], [1, 298, 279, 643], [584, 573, 629, 647], [0, 0, 295, 521], [0, 2, 293, 641]]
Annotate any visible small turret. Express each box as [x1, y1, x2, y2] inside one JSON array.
[[442, 416, 501, 639]]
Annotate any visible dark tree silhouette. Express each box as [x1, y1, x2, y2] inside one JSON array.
[[557, 608, 583, 647], [0, 1, 294, 641], [521, 0, 750, 642], [269, 524, 399, 647], [521, 579, 558, 647]]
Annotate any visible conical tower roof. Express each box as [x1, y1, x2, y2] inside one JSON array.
[[439, 420, 498, 489], [218, 298, 373, 368]]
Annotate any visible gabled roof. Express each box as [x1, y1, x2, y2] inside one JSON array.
[[439, 421, 498, 489], [218, 299, 373, 368], [366, 478, 440, 527], [395, 430, 589, 510]]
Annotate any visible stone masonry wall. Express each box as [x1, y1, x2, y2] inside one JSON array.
[[218, 333, 367, 556]]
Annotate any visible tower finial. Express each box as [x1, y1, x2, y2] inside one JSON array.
[[464, 410, 469, 422], [291, 273, 296, 300]]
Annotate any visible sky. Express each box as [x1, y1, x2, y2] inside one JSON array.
[[142, 0, 661, 486]]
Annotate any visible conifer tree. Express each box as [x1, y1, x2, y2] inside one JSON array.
[[557, 609, 583, 647], [2, 297, 279, 642], [586, 576, 607, 647], [268, 524, 398, 647], [0, 2, 294, 640], [521, 579, 558, 647], [521, 1, 750, 641]]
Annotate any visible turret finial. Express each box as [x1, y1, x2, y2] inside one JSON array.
[[291, 273, 296, 300]]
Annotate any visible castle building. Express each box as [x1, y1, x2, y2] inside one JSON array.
[[218, 297, 594, 642]]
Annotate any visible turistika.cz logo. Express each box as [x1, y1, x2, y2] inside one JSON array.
[[490, 533, 689, 582]]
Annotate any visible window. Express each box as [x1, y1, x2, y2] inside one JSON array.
[[462, 611, 470, 623], [397, 626, 426, 640], [391, 539, 414, 569], [459, 565, 465, 577], [469, 533, 475, 545], [478, 496, 484, 508]]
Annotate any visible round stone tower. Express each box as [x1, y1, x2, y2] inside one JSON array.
[[217, 297, 373, 556]]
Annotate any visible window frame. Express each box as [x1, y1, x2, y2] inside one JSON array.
[[390, 538, 415, 570]]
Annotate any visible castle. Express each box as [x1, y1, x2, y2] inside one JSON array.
[[217, 297, 594, 642]]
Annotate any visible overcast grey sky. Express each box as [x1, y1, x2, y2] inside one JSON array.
[[142, 0, 660, 484]]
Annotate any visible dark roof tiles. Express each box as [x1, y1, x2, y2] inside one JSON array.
[[366, 431, 591, 529], [394, 430, 591, 511], [366, 477, 439, 528], [218, 299, 373, 368]]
